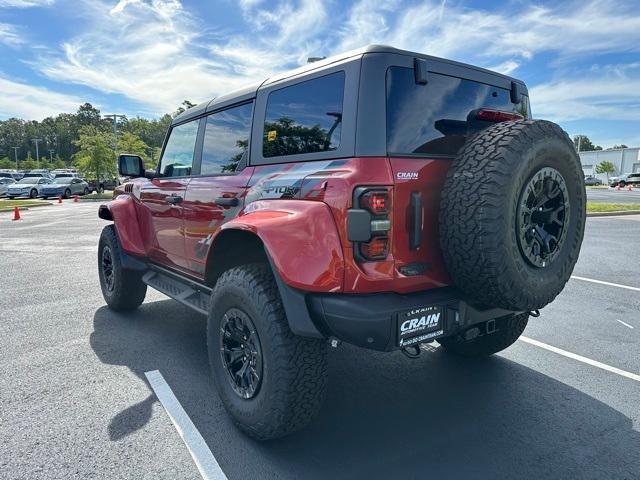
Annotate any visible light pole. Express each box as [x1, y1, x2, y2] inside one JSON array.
[[104, 114, 126, 183], [49, 149, 55, 163], [32, 138, 42, 168], [12, 147, 19, 170]]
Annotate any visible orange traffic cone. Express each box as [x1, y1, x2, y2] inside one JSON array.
[[628, 185, 633, 191], [12, 206, 21, 221], [58, 196, 62, 204], [615, 185, 620, 191], [73, 195, 79, 203]]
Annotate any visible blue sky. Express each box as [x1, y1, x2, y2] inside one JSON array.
[[0, 0, 639, 147]]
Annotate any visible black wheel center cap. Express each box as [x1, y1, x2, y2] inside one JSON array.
[[517, 167, 570, 268], [219, 308, 263, 399]]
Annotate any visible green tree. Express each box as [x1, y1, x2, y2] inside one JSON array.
[[595, 160, 616, 181], [73, 126, 116, 180], [613, 144, 628, 149], [0, 157, 13, 169], [174, 100, 196, 117], [21, 158, 38, 170], [574, 135, 602, 152], [118, 132, 154, 168]]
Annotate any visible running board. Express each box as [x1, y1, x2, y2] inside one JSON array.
[[142, 270, 211, 315]]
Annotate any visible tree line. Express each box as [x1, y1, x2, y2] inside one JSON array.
[[0, 100, 195, 179]]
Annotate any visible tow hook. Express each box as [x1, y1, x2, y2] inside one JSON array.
[[401, 345, 422, 359], [329, 338, 342, 348], [529, 309, 541, 318]]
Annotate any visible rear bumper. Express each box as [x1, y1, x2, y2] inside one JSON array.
[[307, 287, 518, 351]]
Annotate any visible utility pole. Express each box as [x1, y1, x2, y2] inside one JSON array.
[[576, 135, 582, 152], [49, 149, 55, 163], [103, 114, 126, 183], [12, 147, 19, 170], [32, 138, 42, 168]]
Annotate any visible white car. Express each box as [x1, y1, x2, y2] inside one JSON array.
[[6, 177, 52, 199], [0, 177, 16, 196]]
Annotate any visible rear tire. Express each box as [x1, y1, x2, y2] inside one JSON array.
[[64, 188, 71, 199], [207, 263, 328, 440], [98, 225, 147, 311], [438, 313, 529, 357]]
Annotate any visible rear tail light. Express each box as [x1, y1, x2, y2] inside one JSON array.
[[348, 187, 392, 261], [360, 190, 390, 215], [359, 236, 389, 260], [475, 109, 524, 123]]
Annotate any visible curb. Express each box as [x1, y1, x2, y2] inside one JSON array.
[[587, 210, 640, 217], [0, 203, 52, 213]]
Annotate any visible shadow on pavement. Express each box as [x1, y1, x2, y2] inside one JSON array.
[[91, 301, 640, 479]]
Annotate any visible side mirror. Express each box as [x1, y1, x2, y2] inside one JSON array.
[[118, 154, 145, 178]]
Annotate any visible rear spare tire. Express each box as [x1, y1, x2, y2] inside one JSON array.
[[439, 120, 585, 311]]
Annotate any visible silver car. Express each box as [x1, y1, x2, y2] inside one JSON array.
[[6, 177, 52, 199], [40, 177, 91, 199], [0, 177, 16, 197]]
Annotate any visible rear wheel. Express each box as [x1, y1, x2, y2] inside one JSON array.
[[64, 188, 71, 199], [98, 225, 147, 311], [207, 263, 328, 440], [438, 313, 529, 357], [83, 187, 90, 195]]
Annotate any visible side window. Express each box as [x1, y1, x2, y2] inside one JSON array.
[[159, 120, 199, 177], [263, 71, 345, 158], [201, 102, 253, 175]]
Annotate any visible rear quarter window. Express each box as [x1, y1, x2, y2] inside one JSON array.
[[263, 72, 345, 158], [386, 67, 530, 156]]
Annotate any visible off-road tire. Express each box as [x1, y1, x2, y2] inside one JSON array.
[[98, 225, 147, 311], [207, 263, 328, 440], [438, 313, 529, 357], [440, 120, 585, 311]]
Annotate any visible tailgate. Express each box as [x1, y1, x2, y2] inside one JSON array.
[[389, 157, 452, 289]]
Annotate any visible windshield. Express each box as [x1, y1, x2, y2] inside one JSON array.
[[17, 177, 38, 184]]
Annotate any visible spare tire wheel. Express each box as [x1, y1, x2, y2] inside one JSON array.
[[439, 119, 585, 311]]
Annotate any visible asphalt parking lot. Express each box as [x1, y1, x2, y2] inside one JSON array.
[[587, 187, 640, 204], [1, 202, 639, 479]]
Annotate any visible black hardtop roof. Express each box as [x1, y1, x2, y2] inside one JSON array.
[[172, 44, 525, 125]]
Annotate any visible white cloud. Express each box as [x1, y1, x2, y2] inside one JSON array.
[[0, 22, 23, 46], [0, 0, 54, 7], [489, 61, 520, 76], [0, 75, 84, 119]]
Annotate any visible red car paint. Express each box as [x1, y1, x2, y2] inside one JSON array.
[[106, 156, 452, 294]]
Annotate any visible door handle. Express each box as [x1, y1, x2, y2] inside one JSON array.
[[215, 197, 239, 207], [166, 194, 183, 205]]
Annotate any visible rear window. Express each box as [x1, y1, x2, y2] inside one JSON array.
[[386, 67, 530, 156], [263, 72, 345, 158]]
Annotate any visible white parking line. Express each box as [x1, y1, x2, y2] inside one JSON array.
[[519, 336, 640, 383], [571, 275, 640, 292], [616, 319, 635, 329], [145, 370, 228, 480]]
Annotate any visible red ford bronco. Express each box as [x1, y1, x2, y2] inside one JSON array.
[[97, 45, 585, 440]]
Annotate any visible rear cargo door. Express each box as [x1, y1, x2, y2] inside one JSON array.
[[386, 65, 530, 288]]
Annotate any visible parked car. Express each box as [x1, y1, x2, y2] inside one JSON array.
[[0, 177, 16, 196], [89, 176, 120, 193], [0, 170, 22, 180], [97, 45, 585, 440], [6, 176, 52, 198], [610, 173, 640, 188], [584, 176, 602, 186], [40, 177, 90, 198], [23, 169, 53, 179]]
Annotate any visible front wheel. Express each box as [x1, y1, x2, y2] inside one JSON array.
[[438, 313, 529, 357], [98, 225, 147, 311], [207, 263, 328, 440], [64, 188, 71, 199], [83, 187, 90, 195], [30, 189, 37, 199]]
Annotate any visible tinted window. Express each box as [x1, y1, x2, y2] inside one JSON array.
[[159, 120, 199, 177], [263, 72, 345, 158], [201, 103, 253, 174], [386, 67, 530, 156]]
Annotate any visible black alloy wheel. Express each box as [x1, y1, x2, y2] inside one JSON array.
[[219, 308, 263, 400], [101, 245, 115, 292], [517, 167, 570, 268]]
